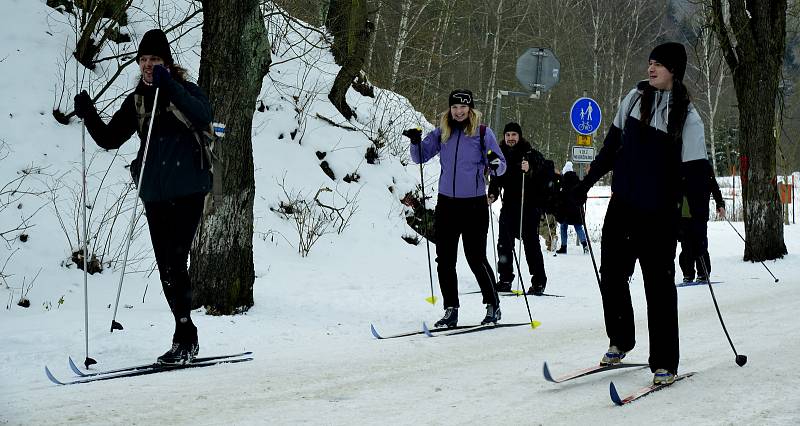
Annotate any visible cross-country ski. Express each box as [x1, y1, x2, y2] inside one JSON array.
[[542, 361, 649, 384], [609, 372, 697, 405]]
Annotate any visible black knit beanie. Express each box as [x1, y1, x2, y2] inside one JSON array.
[[649, 42, 686, 81], [503, 122, 522, 135], [137, 29, 173, 65], [449, 89, 475, 108]]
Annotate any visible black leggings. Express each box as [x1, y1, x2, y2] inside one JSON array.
[[434, 195, 498, 309], [143, 192, 205, 343]]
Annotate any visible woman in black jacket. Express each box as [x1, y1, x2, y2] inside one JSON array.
[[74, 29, 212, 364], [555, 161, 588, 254]]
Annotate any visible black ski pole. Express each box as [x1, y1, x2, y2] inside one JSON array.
[[723, 216, 779, 283], [513, 172, 537, 327], [496, 170, 538, 327], [417, 142, 437, 305], [111, 87, 160, 331], [580, 204, 601, 287], [697, 256, 748, 367]]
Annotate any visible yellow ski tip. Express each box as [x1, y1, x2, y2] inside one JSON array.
[[511, 290, 524, 295], [425, 296, 438, 305], [531, 321, 542, 329]]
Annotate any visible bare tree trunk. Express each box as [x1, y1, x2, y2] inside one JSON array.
[[326, 0, 373, 120], [710, 0, 787, 261], [389, 0, 412, 90], [420, 2, 444, 104], [432, 1, 451, 116], [364, 0, 382, 71], [190, 0, 271, 314], [484, 0, 503, 120]]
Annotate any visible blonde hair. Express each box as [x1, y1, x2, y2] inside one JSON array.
[[438, 108, 483, 142]]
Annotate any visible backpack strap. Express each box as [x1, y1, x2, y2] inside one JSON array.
[[134, 94, 156, 138], [134, 93, 223, 212], [479, 124, 491, 178], [479, 124, 487, 160]]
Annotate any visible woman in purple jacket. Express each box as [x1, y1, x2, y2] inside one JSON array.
[[405, 89, 507, 328]]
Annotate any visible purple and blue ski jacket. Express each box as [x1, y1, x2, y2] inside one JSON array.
[[410, 125, 507, 198]]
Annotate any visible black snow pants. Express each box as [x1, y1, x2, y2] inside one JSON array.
[[678, 218, 711, 280], [598, 196, 680, 374], [435, 194, 499, 309], [496, 203, 546, 288]]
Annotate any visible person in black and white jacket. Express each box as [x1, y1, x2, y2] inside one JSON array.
[[572, 42, 707, 386]]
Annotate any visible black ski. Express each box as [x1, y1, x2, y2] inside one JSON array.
[[461, 289, 564, 298], [610, 372, 696, 405], [370, 323, 489, 339], [46, 357, 253, 386], [501, 291, 564, 298], [422, 321, 533, 337], [676, 280, 722, 288], [543, 361, 649, 383], [67, 351, 253, 377]]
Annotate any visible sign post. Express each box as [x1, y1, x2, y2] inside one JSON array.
[[570, 97, 602, 135], [494, 48, 561, 131], [569, 96, 602, 179]]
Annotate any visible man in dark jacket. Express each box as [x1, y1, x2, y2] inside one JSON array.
[[488, 122, 554, 295], [74, 29, 212, 365], [679, 159, 725, 283]]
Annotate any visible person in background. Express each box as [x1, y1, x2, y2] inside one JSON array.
[[555, 161, 588, 254], [74, 29, 212, 365], [539, 210, 559, 253], [405, 89, 507, 327], [678, 158, 726, 283], [488, 122, 553, 295]]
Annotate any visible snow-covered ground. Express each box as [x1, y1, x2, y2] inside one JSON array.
[[1, 2, 799, 425]]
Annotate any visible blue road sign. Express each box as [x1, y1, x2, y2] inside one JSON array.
[[570, 97, 602, 135]]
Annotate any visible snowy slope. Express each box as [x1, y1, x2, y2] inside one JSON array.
[[2, 1, 800, 425]]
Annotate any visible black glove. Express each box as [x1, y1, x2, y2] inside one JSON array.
[[74, 90, 93, 119], [570, 181, 589, 205], [152, 64, 172, 88], [487, 150, 501, 171], [402, 128, 422, 145]]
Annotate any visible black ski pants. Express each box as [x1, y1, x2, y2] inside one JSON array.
[[598, 197, 680, 374], [143, 192, 205, 343], [435, 195, 499, 309], [496, 203, 546, 288], [678, 218, 711, 280]]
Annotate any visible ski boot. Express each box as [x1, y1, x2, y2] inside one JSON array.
[[157, 341, 199, 365], [481, 304, 501, 325], [434, 307, 458, 328], [653, 368, 676, 385], [496, 280, 513, 293], [555, 245, 567, 254], [600, 345, 627, 366], [527, 282, 546, 296]]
